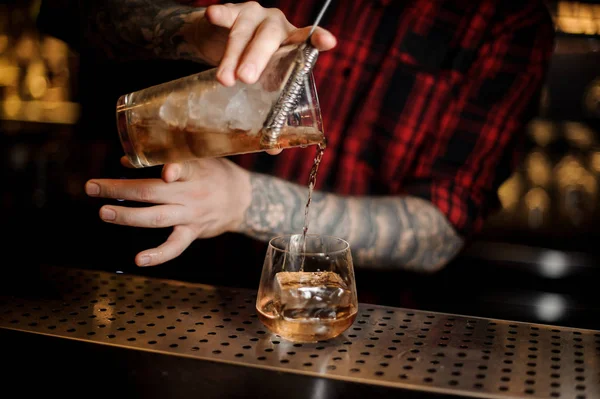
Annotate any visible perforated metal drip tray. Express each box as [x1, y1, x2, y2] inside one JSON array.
[[1, 266, 598, 399]]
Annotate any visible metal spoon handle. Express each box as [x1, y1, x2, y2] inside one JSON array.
[[306, 0, 332, 43], [261, 0, 333, 146]]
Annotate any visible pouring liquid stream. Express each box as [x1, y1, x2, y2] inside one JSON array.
[[298, 141, 326, 271], [284, 0, 331, 271]]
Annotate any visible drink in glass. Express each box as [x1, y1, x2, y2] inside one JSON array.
[[256, 234, 358, 343]]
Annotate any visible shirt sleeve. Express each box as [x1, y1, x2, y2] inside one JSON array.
[[405, 3, 556, 238], [36, 0, 85, 51]]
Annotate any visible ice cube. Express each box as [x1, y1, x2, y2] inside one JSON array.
[[159, 92, 188, 128], [185, 80, 279, 133], [187, 91, 208, 121], [274, 271, 352, 316], [187, 85, 236, 132], [225, 83, 279, 133], [225, 87, 254, 131]]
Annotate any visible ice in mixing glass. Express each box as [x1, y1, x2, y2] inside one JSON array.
[[116, 44, 324, 168]]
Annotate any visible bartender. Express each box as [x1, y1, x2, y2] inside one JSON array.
[[36, 0, 555, 273]]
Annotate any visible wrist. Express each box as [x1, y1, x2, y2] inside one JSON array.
[[162, 8, 208, 63], [178, 8, 225, 66], [229, 166, 253, 234]]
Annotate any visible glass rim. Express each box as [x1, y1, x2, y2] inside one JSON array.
[[268, 234, 350, 256]]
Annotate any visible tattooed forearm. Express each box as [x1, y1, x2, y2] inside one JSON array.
[[238, 173, 465, 273], [85, 0, 205, 62]]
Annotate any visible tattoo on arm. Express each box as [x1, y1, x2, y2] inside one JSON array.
[[239, 173, 465, 272], [86, 0, 205, 62]]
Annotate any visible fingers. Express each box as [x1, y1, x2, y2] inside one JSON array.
[[208, 2, 336, 87], [266, 148, 283, 155], [172, 161, 198, 182], [235, 14, 292, 84], [161, 163, 182, 183], [135, 225, 197, 267], [97, 204, 189, 228], [85, 178, 179, 204], [86, 160, 214, 202], [214, 4, 267, 86], [162, 160, 209, 183], [120, 156, 135, 168], [285, 26, 337, 51], [204, 3, 238, 28]]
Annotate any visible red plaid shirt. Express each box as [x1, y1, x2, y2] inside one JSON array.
[[38, 0, 555, 238], [189, 0, 555, 237]]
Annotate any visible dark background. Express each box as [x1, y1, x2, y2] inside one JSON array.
[[2, 1, 600, 330]]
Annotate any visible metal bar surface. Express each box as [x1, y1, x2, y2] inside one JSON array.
[[1, 266, 598, 399]]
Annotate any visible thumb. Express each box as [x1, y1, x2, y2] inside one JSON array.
[[266, 148, 283, 155], [120, 156, 135, 168], [162, 161, 208, 183], [285, 26, 337, 52], [161, 163, 183, 183]]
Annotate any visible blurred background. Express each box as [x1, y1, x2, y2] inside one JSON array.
[[2, 0, 600, 329]]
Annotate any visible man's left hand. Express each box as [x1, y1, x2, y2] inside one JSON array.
[[84, 158, 251, 267]]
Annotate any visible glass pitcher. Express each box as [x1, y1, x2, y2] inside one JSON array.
[[116, 44, 324, 168]]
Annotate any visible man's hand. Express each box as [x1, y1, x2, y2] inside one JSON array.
[[81, 1, 336, 83], [191, 1, 337, 86], [85, 158, 252, 267]]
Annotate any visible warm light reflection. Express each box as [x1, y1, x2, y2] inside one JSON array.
[[25, 100, 42, 121], [14, 33, 36, 61], [0, 26, 78, 124], [557, 16, 598, 35], [590, 151, 600, 173], [525, 187, 550, 228], [528, 119, 554, 147], [0, 34, 8, 54], [43, 87, 66, 102], [3, 93, 21, 118], [94, 302, 113, 321], [525, 187, 550, 212], [26, 61, 48, 99], [556, 2, 600, 35], [0, 56, 18, 86], [41, 36, 69, 72], [555, 154, 597, 196], [525, 150, 552, 187], [563, 121, 595, 149], [1, 99, 80, 124], [498, 174, 523, 210]]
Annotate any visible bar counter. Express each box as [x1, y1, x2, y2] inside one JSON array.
[[1, 265, 598, 399]]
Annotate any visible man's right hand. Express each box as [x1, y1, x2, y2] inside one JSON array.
[[189, 1, 337, 87]]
